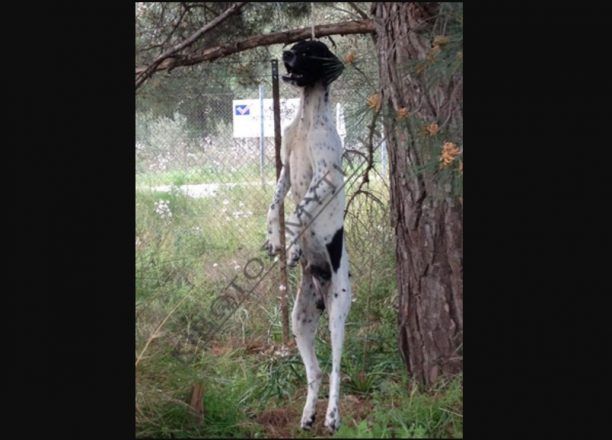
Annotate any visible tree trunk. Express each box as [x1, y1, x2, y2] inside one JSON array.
[[373, 2, 463, 388]]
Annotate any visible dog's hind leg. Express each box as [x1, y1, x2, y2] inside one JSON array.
[[292, 267, 326, 430], [324, 241, 352, 432]]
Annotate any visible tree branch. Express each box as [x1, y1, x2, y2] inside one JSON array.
[[348, 2, 376, 44], [156, 4, 191, 52], [136, 2, 249, 89], [135, 19, 375, 87], [345, 103, 382, 218]]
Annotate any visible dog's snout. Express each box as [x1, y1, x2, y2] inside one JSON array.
[[282, 50, 294, 62]]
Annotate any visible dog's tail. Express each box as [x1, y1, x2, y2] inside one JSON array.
[[312, 277, 326, 312]]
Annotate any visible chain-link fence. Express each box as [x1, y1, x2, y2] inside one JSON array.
[[137, 59, 388, 249]]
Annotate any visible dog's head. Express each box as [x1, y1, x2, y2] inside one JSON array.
[[282, 40, 344, 87]]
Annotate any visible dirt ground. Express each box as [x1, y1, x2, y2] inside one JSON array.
[[256, 394, 373, 438]]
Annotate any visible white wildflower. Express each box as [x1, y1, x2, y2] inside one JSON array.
[[273, 345, 291, 359], [154, 200, 172, 220]]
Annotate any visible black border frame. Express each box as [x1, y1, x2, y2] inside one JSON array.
[[8, 2, 609, 439]]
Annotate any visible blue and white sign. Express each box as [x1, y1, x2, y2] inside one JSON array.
[[234, 104, 250, 116], [232, 98, 300, 138], [232, 98, 346, 139]]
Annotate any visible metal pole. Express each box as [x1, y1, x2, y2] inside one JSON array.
[[271, 59, 290, 346], [258, 84, 265, 187]]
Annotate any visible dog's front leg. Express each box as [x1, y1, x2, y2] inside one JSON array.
[[264, 163, 291, 256]]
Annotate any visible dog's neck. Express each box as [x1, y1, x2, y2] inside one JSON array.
[[297, 82, 331, 129]]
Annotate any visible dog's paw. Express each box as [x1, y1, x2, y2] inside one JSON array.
[[287, 241, 302, 267], [262, 235, 281, 257], [300, 413, 316, 431], [265, 210, 282, 256], [264, 216, 282, 256], [324, 406, 340, 433]]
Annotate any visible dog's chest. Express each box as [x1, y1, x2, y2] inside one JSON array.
[[288, 126, 314, 203]]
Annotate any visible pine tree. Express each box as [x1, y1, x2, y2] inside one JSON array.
[[373, 2, 463, 387]]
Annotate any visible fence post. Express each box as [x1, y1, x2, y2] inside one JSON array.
[[271, 59, 290, 346], [258, 84, 265, 187]]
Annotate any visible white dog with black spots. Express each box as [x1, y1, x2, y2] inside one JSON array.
[[264, 40, 351, 433]]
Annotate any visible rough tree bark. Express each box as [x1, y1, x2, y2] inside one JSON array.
[[373, 2, 463, 387]]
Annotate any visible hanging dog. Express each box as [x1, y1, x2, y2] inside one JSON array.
[[264, 40, 350, 433]]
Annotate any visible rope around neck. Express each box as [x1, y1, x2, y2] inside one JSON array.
[[310, 2, 316, 39]]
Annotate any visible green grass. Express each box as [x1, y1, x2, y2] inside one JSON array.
[[136, 164, 277, 188], [335, 376, 463, 438], [136, 172, 462, 438]]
